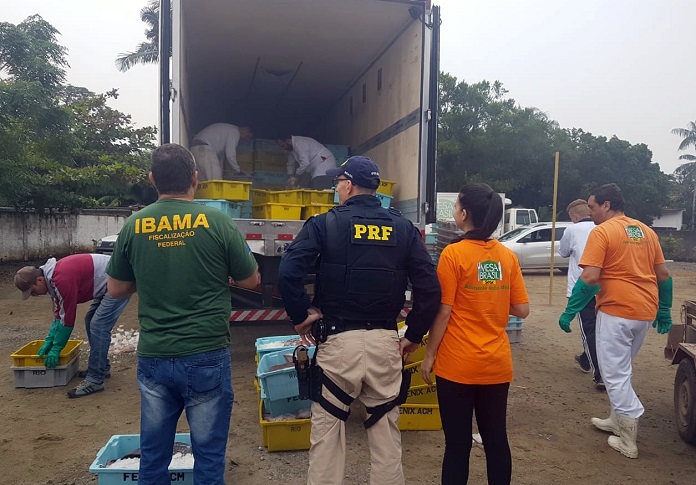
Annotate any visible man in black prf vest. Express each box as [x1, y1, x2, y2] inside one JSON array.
[[278, 156, 441, 485]]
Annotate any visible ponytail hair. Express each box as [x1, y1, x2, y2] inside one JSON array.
[[455, 183, 503, 241]]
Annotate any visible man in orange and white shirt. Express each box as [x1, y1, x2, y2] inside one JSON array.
[[559, 183, 672, 459]]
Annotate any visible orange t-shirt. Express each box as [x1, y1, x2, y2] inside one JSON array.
[[434, 239, 529, 385], [579, 216, 664, 321]]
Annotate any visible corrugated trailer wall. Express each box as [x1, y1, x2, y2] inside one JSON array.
[[318, 20, 423, 220]]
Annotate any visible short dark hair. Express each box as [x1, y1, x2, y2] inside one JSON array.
[[151, 144, 196, 194], [590, 183, 625, 212], [457, 183, 503, 240]]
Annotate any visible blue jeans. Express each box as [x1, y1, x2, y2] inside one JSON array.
[[137, 348, 234, 485], [84, 293, 130, 385]]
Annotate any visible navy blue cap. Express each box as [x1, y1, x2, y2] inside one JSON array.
[[326, 156, 381, 189]]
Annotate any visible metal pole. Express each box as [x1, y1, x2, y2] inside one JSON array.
[[159, 0, 171, 145], [691, 180, 695, 230], [549, 151, 560, 305]]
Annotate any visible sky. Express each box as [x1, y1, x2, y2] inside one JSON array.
[[2, 0, 694, 174]]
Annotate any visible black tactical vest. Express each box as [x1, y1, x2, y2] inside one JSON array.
[[316, 201, 409, 322]]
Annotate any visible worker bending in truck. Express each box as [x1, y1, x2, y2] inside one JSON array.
[[558, 198, 604, 390], [190, 122, 253, 181], [106, 144, 260, 485], [14, 254, 130, 398], [276, 135, 337, 189], [559, 183, 672, 459], [277, 156, 441, 485]]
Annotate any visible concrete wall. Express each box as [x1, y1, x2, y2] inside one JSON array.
[[0, 208, 132, 262]]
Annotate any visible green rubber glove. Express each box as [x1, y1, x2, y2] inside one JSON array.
[[38, 319, 61, 357], [559, 279, 600, 333], [652, 276, 673, 334], [44, 324, 73, 368]]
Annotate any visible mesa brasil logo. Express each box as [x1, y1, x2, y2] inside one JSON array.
[[478, 260, 503, 285]]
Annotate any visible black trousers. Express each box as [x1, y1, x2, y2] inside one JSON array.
[[578, 297, 601, 382], [437, 376, 511, 485]]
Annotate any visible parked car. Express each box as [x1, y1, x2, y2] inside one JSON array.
[[498, 222, 572, 271], [95, 234, 118, 255]]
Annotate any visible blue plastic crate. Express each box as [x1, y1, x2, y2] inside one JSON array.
[[194, 199, 241, 218], [507, 316, 523, 329], [89, 433, 192, 484], [260, 380, 312, 417], [237, 200, 252, 218], [255, 335, 307, 361], [324, 144, 350, 161], [257, 348, 316, 401]]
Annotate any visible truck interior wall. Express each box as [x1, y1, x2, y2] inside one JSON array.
[[177, 0, 423, 147], [316, 20, 423, 212], [176, 6, 190, 147]]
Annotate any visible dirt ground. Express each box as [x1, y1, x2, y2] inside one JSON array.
[[1, 261, 696, 485]]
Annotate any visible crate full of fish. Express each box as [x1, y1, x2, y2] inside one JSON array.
[[257, 347, 316, 401], [89, 433, 193, 485], [255, 335, 314, 362]]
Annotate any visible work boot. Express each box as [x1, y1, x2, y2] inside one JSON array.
[[607, 415, 639, 459], [591, 410, 619, 436]]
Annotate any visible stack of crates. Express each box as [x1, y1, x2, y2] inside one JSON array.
[[301, 189, 336, 219], [255, 336, 313, 452], [397, 322, 442, 431], [251, 189, 304, 220], [10, 339, 82, 388], [194, 179, 252, 221]]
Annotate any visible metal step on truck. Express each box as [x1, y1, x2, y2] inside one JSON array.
[[157, 0, 441, 322]]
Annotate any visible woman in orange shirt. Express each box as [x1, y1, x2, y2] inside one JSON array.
[[422, 183, 530, 485]]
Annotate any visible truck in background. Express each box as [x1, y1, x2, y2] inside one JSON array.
[[157, 0, 441, 321], [435, 192, 539, 237]]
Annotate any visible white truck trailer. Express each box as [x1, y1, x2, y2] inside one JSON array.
[[158, 0, 441, 321]]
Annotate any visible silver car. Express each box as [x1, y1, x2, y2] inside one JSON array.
[[498, 222, 572, 271]]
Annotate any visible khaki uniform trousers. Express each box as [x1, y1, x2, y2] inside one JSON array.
[[307, 328, 404, 485]]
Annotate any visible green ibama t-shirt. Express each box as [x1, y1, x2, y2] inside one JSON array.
[[107, 198, 257, 357]]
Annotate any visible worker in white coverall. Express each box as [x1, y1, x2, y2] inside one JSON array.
[[190, 123, 253, 181], [276, 135, 337, 189]]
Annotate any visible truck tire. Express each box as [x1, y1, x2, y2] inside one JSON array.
[[675, 358, 696, 444]]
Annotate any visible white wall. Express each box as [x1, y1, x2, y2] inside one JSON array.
[[0, 209, 132, 262], [653, 210, 684, 231]]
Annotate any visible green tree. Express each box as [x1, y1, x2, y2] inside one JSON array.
[[0, 15, 157, 211], [115, 0, 160, 72], [672, 121, 696, 229], [437, 73, 672, 224]]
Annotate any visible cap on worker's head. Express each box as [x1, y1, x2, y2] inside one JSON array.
[[14, 266, 42, 300], [326, 156, 380, 189]]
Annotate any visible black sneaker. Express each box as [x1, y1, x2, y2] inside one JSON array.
[[594, 378, 606, 391], [77, 370, 111, 379], [574, 354, 591, 373]]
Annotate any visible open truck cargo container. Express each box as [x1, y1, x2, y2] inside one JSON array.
[[160, 0, 440, 320]]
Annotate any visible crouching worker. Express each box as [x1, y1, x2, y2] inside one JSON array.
[[278, 156, 441, 485], [14, 254, 130, 398]]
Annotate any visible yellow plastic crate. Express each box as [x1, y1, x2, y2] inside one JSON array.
[[266, 190, 304, 205], [259, 399, 311, 451], [195, 180, 251, 201], [399, 404, 442, 431], [251, 189, 270, 205], [405, 383, 438, 405], [378, 179, 397, 197], [302, 204, 334, 219], [252, 203, 303, 220], [301, 190, 335, 205], [397, 321, 429, 363], [11, 340, 83, 367], [404, 360, 434, 388]]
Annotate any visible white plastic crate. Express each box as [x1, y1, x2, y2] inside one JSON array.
[[12, 353, 79, 388]]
